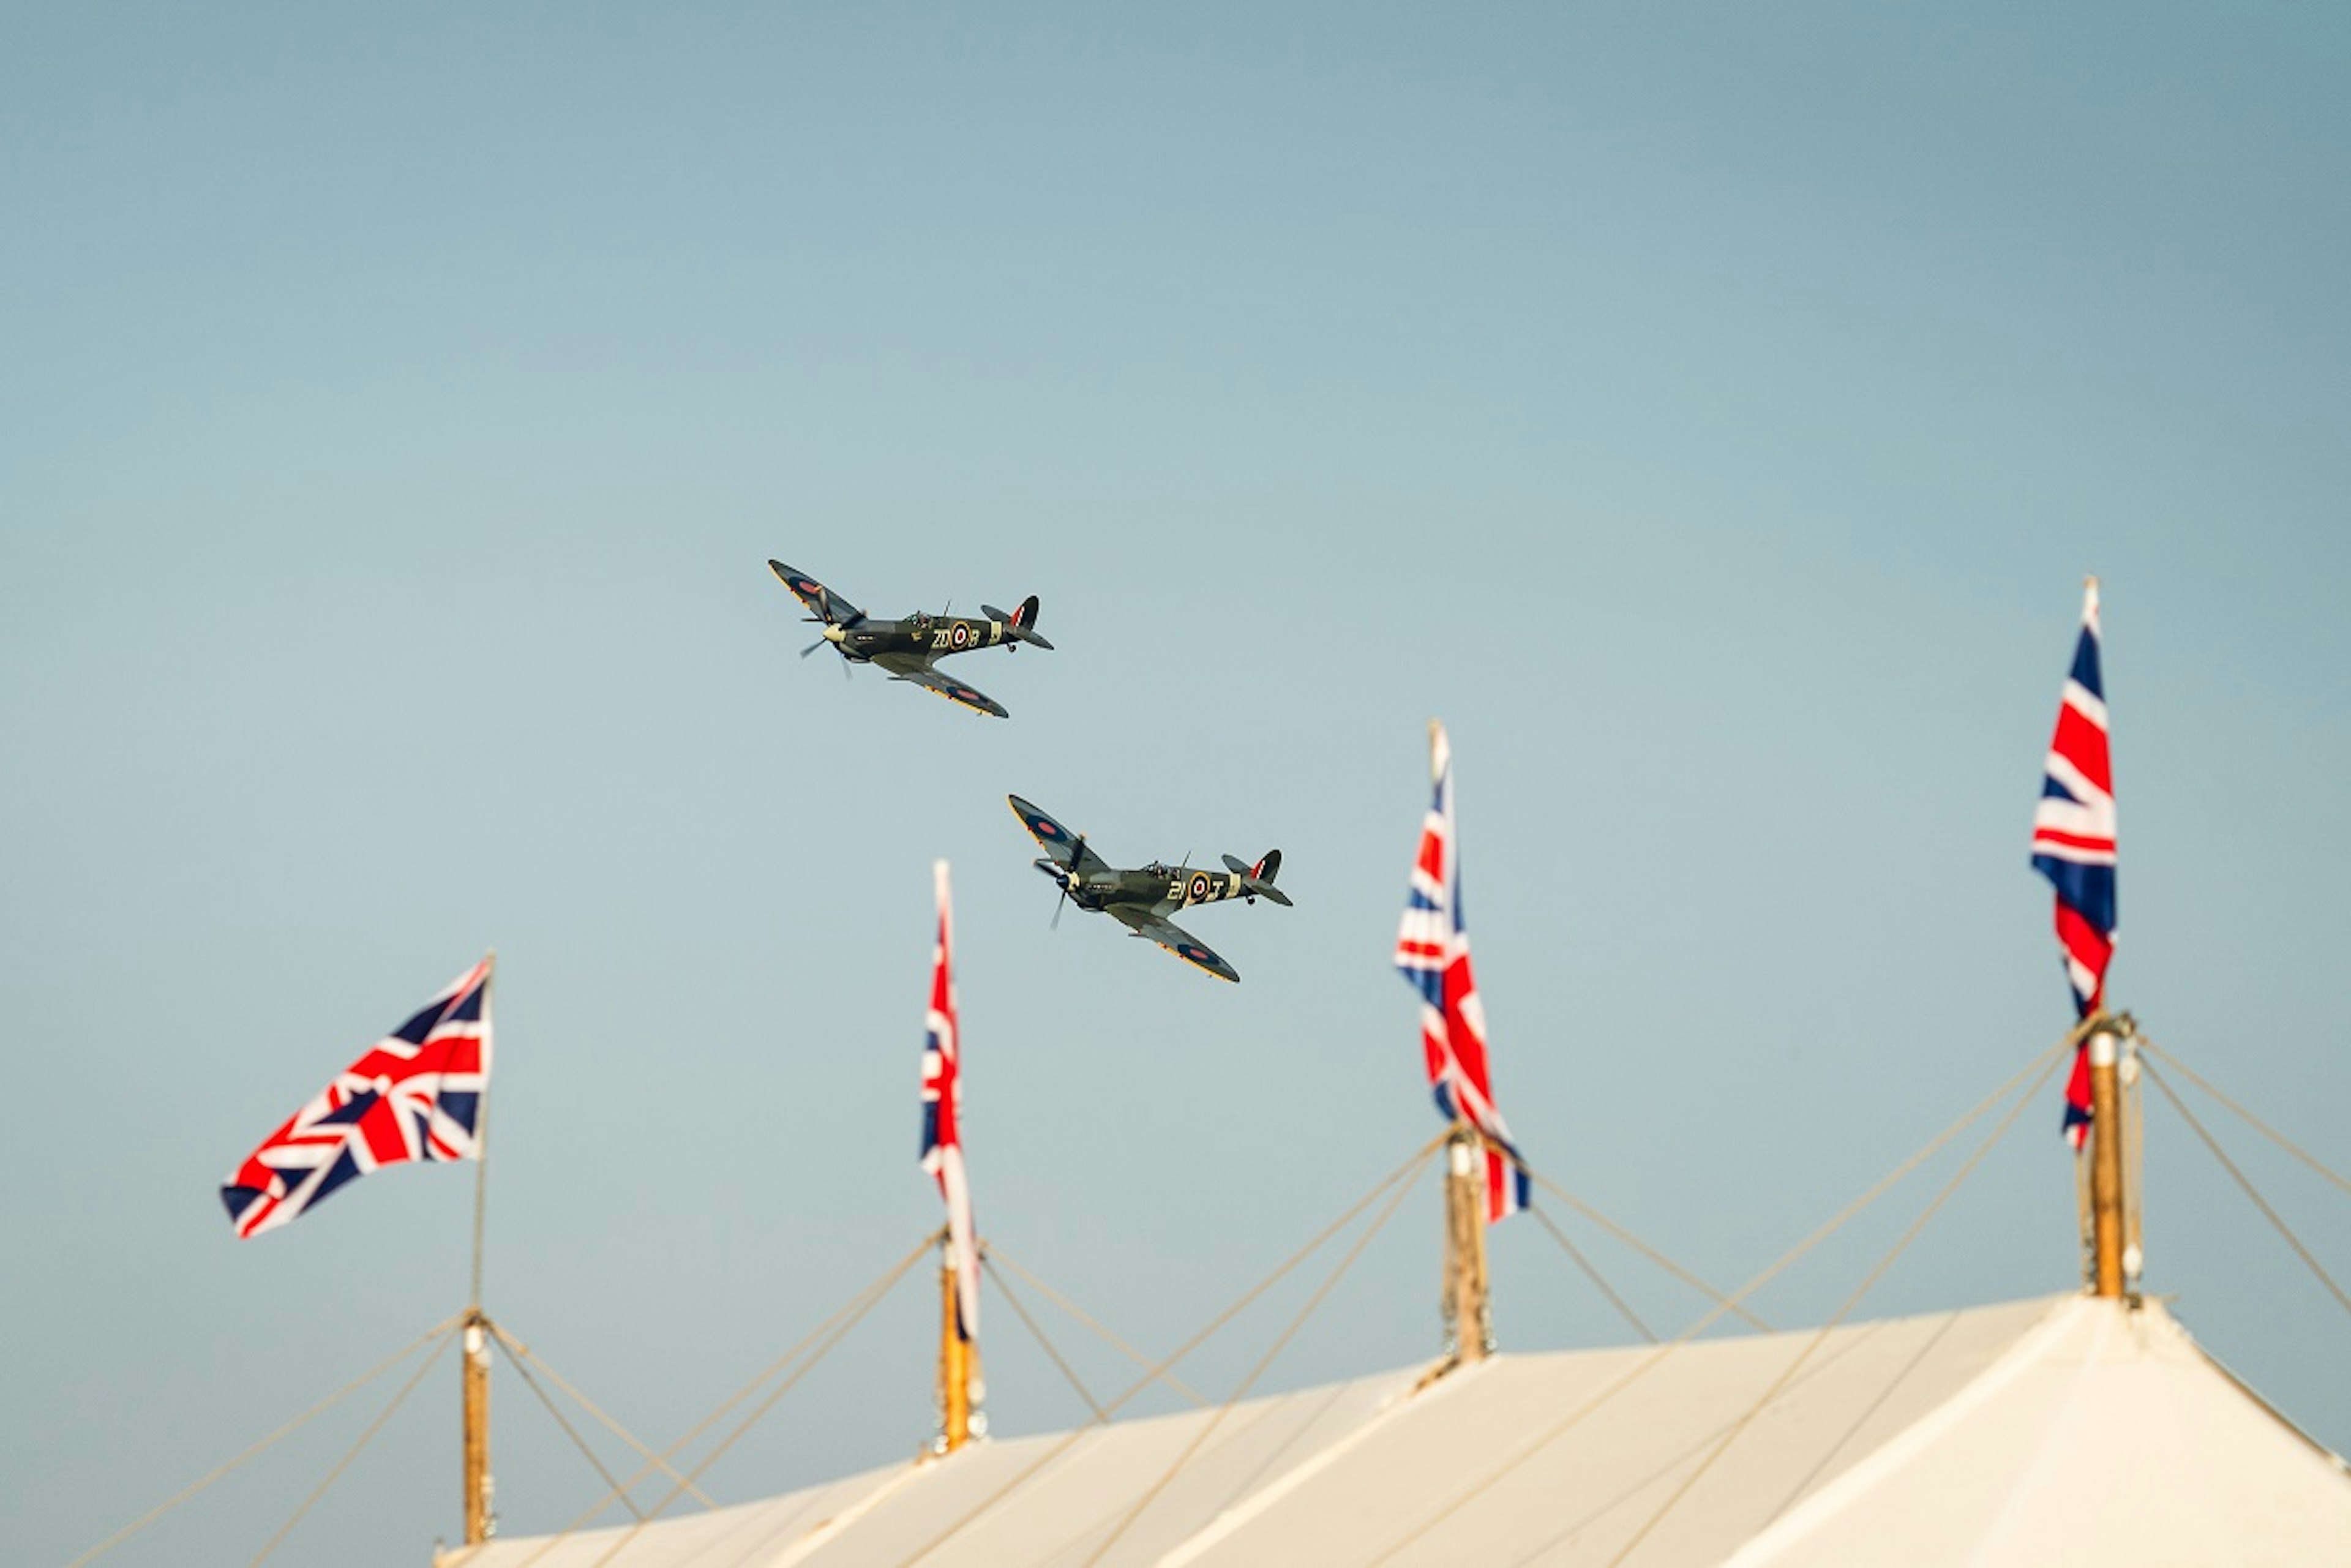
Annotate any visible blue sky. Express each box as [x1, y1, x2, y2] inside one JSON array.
[[6, 6, 2348, 1563]]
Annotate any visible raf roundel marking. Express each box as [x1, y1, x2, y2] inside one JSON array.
[[950, 621, 970, 650], [1189, 873, 1211, 902], [1037, 820, 1062, 838]]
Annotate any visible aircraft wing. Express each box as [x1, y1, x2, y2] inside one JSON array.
[[1108, 905, 1242, 984], [1007, 796, 1111, 875], [768, 560, 863, 626], [885, 662, 1009, 718]]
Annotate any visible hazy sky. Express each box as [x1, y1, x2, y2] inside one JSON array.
[[6, 6, 2348, 1564]]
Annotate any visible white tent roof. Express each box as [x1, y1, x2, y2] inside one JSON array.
[[446, 1294, 2351, 1567]]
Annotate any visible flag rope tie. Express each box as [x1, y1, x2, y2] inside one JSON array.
[[1597, 1043, 2066, 1568], [490, 1326, 650, 1523], [981, 1250, 1108, 1421], [585, 1232, 936, 1567], [1529, 1204, 1657, 1343], [893, 1131, 1450, 1568], [489, 1321, 716, 1509], [509, 1228, 942, 1568], [1365, 1034, 2075, 1567], [2137, 1040, 2351, 1202], [248, 1328, 457, 1566], [983, 1244, 1210, 1407], [2141, 1059, 2351, 1318], [66, 1315, 462, 1568], [1081, 1146, 1436, 1567]]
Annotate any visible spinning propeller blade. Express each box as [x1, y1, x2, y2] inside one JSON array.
[[1051, 833, 1087, 929]]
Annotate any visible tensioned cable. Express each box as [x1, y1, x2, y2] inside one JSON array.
[[1511, 1165, 1769, 1332], [1529, 1204, 1657, 1343], [585, 1235, 934, 1567], [1363, 1035, 2074, 1566], [984, 1244, 1210, 1407], [249, 1329, 457, 1566], [489, 1321, 717, 1508], [2139, 1040, 2351, 1202], [893, 1131, 1450, 1568], [67, 1314, 460, 1568], [1081, 1149, 1436, 1567], [1599, 1043, 2065, 1567], [512, 1229, 941, 1568], [492, 1329, 649, 1523], [2142, 1058, 2351, 1318], [983, 1251, 1108, 1420]]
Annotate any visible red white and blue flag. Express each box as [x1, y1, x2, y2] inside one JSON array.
[[1395, 722, 1530, 1223], [2030, 580, 2117, 1146], [922, 861, 980, 1343], [221, 957, 493, 1239]]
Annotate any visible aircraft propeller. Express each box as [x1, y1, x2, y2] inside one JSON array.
[[798, 601, 865, 675], [1051, 833, 1087, 930]]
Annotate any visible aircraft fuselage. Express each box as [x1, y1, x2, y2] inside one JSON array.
[[833, 612, 1021, 664]]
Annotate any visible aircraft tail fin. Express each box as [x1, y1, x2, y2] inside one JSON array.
[[1224, 850, 1292, 906], [984, 595, 1055, 651]]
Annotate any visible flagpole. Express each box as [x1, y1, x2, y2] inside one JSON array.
[[2087, 1013, 2128, 1299], [1425, 721, 1493, 1371], [462, 950, 497, 1545], [937, 1240, 975, 1453], [1440, 1120, 1493, 1367], [470, 948, 494, 1313]]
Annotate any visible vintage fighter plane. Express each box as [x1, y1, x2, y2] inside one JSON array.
[[1007, 794, 1291, 983], [769, 560, 1052, 718]]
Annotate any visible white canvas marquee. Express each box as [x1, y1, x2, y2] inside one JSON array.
[[446, 1294, 2351, 1567]]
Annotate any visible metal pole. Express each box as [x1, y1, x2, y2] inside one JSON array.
[[1442, 1122, 1493, 1364], [935, 1237, 981, 1454], [2088, 1021, 2126, 1299], [461, 1308, 493, 1543], [470, 952, 496, 1312], [463, 952, 496, 1541]]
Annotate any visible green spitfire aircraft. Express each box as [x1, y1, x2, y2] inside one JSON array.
[[770, 559, 1053, 718], [1008, 794, 1291, 983]]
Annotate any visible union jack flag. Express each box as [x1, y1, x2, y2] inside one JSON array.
[[221, 957, 493, 1239], [2030, 580, 2117, 1147], [1395, 722, 1529, 1223], [921, 862, 980, 1341]]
